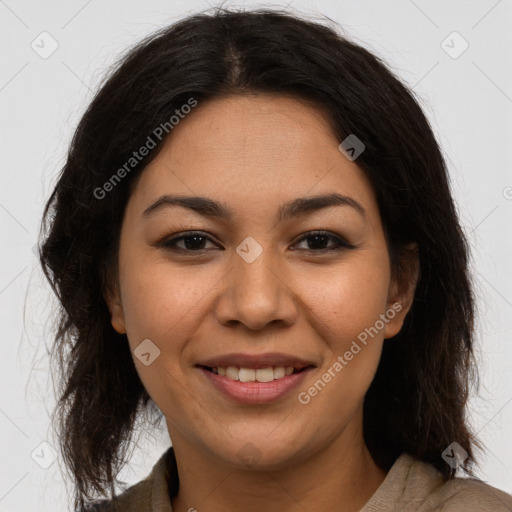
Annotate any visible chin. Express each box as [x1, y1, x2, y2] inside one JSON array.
[[213, 436, 311, 471]]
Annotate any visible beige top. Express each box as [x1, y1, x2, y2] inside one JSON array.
[[86, 447, 512, 511]]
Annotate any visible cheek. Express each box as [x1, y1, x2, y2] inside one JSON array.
[[117, 259, 211, 410], [119, 256, 213, 345], [304, 257, 390, 397], [309, 257, 390, 342]]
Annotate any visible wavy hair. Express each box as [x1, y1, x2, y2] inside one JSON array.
[[38, 6, 481, 511]]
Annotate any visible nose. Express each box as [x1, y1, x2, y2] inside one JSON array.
[[214, 245, 298, 331]]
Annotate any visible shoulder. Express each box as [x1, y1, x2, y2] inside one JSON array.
[[80, 447, 175, 512], [80, 478, 152, 511], [402, 454, 512, 511], [427, 474, 512, 511], [82, 500, 112, 511]]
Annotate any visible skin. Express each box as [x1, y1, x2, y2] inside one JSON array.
[[105, 93, 419, 512]]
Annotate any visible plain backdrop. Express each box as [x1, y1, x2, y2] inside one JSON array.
[[1, 0, 511, 510]]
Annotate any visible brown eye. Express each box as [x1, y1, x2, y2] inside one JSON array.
[[293, 231, 354, 252], [158, 230, 354, 254], [160, 232, 219, 252]]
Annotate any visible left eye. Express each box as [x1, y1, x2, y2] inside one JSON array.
[[293, 231, 353, 252], [159, 230, 353, 253]]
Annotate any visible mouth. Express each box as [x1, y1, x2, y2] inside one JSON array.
[[195, 352, 317, 403], [196, 363, 315, 404], [196, 352, 316, 380], [198, 364, 312, 383]]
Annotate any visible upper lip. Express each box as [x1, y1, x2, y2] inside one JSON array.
[[197, 352, 316, 370]]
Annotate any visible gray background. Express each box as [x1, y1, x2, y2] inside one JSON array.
[[1, 0, 511, 510]]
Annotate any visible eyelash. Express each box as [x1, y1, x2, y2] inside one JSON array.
[[158, 230, 355, 254]]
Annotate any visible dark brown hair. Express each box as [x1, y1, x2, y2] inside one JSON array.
[[37, 6, 481, 511]]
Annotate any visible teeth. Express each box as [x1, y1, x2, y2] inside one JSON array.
[[213, 365, 296, 382]]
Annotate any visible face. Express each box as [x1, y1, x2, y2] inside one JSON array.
[[106, 93, 416, 470]]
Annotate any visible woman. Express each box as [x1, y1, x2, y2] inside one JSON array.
[[38, 7, 512, 512]]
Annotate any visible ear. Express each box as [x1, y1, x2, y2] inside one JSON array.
[[383, 242, 420, 340], [103, 281, 127, 334]]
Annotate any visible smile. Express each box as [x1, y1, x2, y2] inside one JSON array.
[[204, 365, 306, 382], [197, 365, 314, 404]]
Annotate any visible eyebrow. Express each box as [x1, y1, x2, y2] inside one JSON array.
[[142, 192, 366, 222]]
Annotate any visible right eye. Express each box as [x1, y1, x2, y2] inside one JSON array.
[[159, 231, 220, 252]]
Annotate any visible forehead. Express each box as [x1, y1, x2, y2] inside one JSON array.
[[126, 93, 379, 225], [163, 93, 340, 169]]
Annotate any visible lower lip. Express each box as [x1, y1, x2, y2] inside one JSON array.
[[197, 366, 313, 405]]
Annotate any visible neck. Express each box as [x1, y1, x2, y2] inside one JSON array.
[[168, 418, 387, 512]]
